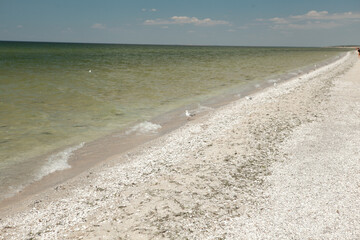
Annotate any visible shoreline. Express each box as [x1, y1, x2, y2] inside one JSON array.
[[1, 51, 359, 239], [0, 51, 347, 207]]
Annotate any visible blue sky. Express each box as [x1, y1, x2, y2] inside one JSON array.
[[1, 0, 359, 46]]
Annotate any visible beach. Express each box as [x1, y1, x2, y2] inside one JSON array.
[[0, 43, 345, 203], [1, 51, 359, 239]]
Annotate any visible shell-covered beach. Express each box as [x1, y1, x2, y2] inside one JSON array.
[[1, 51, 359, 239]]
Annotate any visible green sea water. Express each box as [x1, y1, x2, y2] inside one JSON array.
[[0, 41, 347, 200]]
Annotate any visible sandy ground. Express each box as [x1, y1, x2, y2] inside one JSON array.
[[1, 52, 359, 239]]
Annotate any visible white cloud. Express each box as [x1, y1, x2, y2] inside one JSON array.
[[142, 8, 157, 12], [144, 19, 169, 25], [17, 25, 23, 28], [144, 16, 230, 27], [269, 17, 289, 24], [272, 21, 340, 30], [91, 23, 106, 29], [262, 10, 360, 30], [292, 10, 329, 19], [291, 10, 360, 20]]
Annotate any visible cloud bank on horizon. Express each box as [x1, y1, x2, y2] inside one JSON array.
[[144, 16, 230, 27], [258, 10, 360, 30], [140, 10, 360, 30]]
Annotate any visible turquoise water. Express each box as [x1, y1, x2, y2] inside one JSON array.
[[0, 41, 347, 200]]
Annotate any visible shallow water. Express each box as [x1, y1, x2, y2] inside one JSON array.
[[0, 41, 347, 200]]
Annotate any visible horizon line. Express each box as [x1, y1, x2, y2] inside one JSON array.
[[0, 40, 357, 48]]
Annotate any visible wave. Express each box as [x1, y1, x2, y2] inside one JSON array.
[[35, 142, 85, 181], [125, 121, 162, 135]]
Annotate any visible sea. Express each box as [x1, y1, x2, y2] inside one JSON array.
[[0, 41, 348, 202]]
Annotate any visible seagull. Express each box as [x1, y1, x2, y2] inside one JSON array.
[[245, 96, 252, 100], [89, 70, 92, 73], [185, 110, 195, 120]]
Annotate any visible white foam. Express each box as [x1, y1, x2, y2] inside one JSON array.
[[194, 103, 214, 113], [125, 121, 162, 135], [267, 79, 278, 84], [35, 142, 85, 181]]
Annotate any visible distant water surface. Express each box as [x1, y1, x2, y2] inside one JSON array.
[[0, 41, 347, 200]]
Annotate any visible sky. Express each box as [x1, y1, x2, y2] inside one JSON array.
[[1, 0, 360, 46]]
